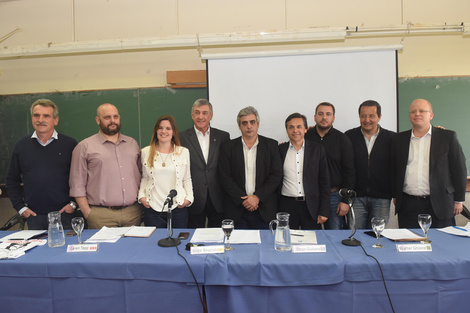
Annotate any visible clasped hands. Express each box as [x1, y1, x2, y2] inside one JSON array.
[[241, 195, 259, 212]]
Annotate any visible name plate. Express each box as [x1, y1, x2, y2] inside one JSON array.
[[67, 244, 99, 252], [396, 243, 432, 252], [292, 244, 327, 253], [190, 245, 225, 254]]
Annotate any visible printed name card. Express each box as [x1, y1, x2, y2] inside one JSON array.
[[67, 244, 99, 252], [292, 244, 327, 253], [190, 245, 225, 254], [396, 243, 432, 252]]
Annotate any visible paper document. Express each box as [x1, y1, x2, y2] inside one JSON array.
[[123, 226, 156, 237], [227, 230, 261, 244], [190, 228, 225, 243], [290, 230, 318, 244], [381, 229, 425, 242], [86, 226, 132, 243], [437, 222, 470, 237], [0, 239, 47, 259], [0, 230, 47, 242]]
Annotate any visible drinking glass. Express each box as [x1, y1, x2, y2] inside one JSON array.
[[371, 217, 385, 248], [418, 214, 432, 243], [71, 217, 85, 244], [222, 219, 234, 251]]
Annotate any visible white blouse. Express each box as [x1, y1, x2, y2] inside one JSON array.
[[138, 145, 194, 212]]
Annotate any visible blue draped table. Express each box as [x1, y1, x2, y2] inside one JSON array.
[[203, 229, 470, 313], [1, 228, 470, 313]]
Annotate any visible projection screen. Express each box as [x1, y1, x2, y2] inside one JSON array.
[[207, 50, 398, 142]]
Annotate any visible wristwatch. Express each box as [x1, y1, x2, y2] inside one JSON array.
[[69, 201, 77, 210]]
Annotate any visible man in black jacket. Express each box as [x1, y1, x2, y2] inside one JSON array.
[[345, 100, 395, 229], [305, 102, 355, 229]]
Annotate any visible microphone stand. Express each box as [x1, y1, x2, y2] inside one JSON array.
[[341, 192, 361, 247], [158, 197, 181, 247]]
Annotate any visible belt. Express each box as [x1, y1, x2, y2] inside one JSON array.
[[95, 204, 134, 210], [282, 195, 305, 202], [403, 193, 430, 200]]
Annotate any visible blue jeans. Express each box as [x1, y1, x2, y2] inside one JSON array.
[[353, 196, 391, 229], [324, 192, 345, 230], [143, 207, 188, 228]]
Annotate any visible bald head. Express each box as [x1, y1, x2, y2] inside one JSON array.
[[409, 98, 434, 132], [97, 103, 118, 117]]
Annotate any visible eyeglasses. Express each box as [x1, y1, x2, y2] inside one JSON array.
[[409, 110, 432, 115]]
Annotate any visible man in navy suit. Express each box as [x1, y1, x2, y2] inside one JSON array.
[[391, 99, 466, 228], [279, 113, 330, 229], [219, 106, 282, 229], [180, 99, 230, 228]]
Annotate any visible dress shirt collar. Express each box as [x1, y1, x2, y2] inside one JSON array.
[[289, 140, 305, 152], [31, 129, 58, 146], [241, 136, 259, 150], [194, 125, 210, 137], [411, 125, 432, 139], [97, 131, 125, 144]]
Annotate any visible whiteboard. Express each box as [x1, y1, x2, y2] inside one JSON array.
[[207, 50, 397, 142]]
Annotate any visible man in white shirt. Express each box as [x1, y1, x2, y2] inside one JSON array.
[[279, 113, 330, 229], [219, 106, 282, 229], [391, 99, 466, 228]]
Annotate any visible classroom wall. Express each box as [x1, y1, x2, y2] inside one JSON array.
[[0, 0, 469, 94]]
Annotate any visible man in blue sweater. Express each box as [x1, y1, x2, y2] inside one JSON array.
[[6, 99, 78, 230], [345, 100, 395, 229]]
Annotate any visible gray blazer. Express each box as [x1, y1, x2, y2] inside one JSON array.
[[180, 127, 230, 214]]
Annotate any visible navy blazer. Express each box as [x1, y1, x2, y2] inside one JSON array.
[[279, 140, 331, 219], [180, 127, 230, 214], [391, 126, 467, 220], [218, 135, 283, 223]]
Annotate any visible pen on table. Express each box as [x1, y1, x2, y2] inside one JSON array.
[[452, 226, 468, 232], [291, 234, 304, 237]]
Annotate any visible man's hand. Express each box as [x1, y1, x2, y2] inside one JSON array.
[[21, 208, 37, 218], [454, 202, 463, 216], [59, 203, 75, 214], [317, 215, 328, 224], [336, 202, 350, 217], [241, 195, 260, 212]]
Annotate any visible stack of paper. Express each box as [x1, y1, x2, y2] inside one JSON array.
[[86, 226, 156, 243], [0, 230, 47, 242], [191, 228, 225, 243], [229, 230, 261, 244], [381, 229, 425, 242]]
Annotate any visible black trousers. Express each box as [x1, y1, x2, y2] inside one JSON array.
[[279, 196, 321, 230], [398, 193, 455, 229]]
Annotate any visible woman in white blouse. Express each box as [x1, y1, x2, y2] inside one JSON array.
[[138, 115, 193, 228]]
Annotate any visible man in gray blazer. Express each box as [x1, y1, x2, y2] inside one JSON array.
[[180, 99, 230, 228], [391, 99, 466, 228]]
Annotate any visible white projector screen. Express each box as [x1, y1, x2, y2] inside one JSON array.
[[207, 50, 397, 142]]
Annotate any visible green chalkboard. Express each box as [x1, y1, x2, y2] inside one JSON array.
[[398, 76, 470, 175], [0, 88, 207, 183]]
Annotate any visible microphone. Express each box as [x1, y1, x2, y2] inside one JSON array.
[[163, 189, 177, 205], [338, 188, 355, 197]]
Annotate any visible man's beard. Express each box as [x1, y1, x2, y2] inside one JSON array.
[[316, 123, 331, 131], [100, 122, 121, 135]]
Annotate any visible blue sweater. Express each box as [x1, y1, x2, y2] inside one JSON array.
[[6, 133, 77, 214]]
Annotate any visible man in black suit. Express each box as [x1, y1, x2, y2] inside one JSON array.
[[391, 99, 467, 228], [219, 106, 282, 229], [279, 113, 330, 229], [180, 99, 230, 228]]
